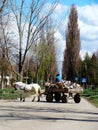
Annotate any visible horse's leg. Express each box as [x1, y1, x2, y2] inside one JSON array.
[[37, 88, 41, 102], [32, 94, 36, 102], [20, 90, 25, 102], [20, 94, 25, 102], [37, 95, 40, 102], [32, 94, 40, 102], [20, 94, 22, 101], [22, 98, 25, 102], [20, 91, 23, 101], [21, 90, 25, 102]]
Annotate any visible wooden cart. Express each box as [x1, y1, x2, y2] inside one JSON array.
[[44, 82, 83, 103]]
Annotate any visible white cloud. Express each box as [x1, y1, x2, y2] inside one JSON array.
[[44, 3, 68, 20], [79, 20, 98, 41], [80, 50, 92, 60], [77, 4, 98, 26], [54, 30, 65, 60], [77, 4, 98, 56], [53, 4, 68, 19]]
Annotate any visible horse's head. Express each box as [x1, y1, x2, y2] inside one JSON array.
[[13, 82, 17, 90], [12, 81, 25, 90]]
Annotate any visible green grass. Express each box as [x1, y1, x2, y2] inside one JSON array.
[[0, 87, 21, 99], [82, 88, 98, 107]]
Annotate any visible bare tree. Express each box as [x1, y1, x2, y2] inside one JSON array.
[[0, 12, 12, 88], [0, 0, 7, 14], [9, 0, 58, 80], [27, 17, 57, 83], [62, 5, 81, 82]]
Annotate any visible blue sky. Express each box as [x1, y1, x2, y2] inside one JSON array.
[[59, 0, 98, 6]]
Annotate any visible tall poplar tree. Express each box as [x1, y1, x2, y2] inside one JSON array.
[[63, 5, 81, 82]]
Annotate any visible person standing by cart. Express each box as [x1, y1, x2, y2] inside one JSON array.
[[55, 73, 63, 89], [55, 73, 61, 82]]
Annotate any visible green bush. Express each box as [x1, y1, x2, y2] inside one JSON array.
[[82, 88, 98, 107]]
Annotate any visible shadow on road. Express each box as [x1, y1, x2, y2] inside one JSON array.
[[0, 102, 98, 123]]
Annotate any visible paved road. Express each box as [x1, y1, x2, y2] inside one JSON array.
[[0, 96, 98, 130]]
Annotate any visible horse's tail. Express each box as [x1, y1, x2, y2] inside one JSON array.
[[38, 87, 42, 96]]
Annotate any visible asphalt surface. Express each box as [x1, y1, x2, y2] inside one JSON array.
[[0, 95, 98, 130]]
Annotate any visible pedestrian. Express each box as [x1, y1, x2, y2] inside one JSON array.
[[55, 73, 61, 82]]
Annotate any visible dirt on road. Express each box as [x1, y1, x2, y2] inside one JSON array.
[[0, 96, 98, 130]]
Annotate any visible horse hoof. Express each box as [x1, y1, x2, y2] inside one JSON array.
[[23, 99, 25, 102], [20, 98, 22, 101], [32, 100, 34, 102]]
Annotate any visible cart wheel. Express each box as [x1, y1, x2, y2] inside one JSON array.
[[54, 93, 61, 102], [61, 95, 67, 103], [74, 93, 81, 103], [46, 94, 53, 102]]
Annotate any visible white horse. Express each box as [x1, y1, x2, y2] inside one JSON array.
[[13, 81, 42, 102]]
